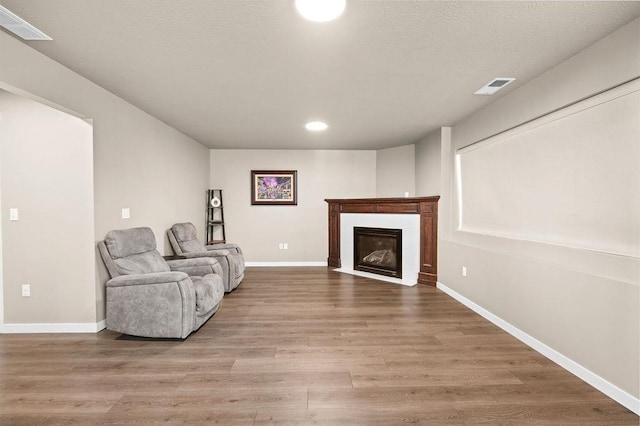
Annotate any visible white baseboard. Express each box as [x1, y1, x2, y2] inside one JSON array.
[[245, 261, 327, 267], [0, 320, 106, 334], [436, 282, 640, 415]]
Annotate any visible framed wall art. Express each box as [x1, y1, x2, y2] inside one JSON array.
[[251, 170, 297, 205]]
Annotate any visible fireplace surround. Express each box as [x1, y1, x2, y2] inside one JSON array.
[[325, 196, 439, 285]]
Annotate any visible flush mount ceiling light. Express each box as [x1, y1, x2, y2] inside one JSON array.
[[295, 0, 346, 22], [0, 5, 51, 40], [474, 78, 516, 95], [305, 121, 328, 131]]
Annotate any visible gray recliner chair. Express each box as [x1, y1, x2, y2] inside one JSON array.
[[168, 222, 245, 293], [98, 227, 224, 339]]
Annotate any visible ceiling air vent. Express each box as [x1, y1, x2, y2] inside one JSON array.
[[474, 78, 515, 95], [0, 5, 51, 40]]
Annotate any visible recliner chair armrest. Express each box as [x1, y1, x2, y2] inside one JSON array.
[[206, 243, 243, 254], [166, 257, 224, 278], [174, 250, 231, 258], [106, 271, 189, 287]]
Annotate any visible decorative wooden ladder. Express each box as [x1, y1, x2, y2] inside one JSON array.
[[206, 189, 226, 244]]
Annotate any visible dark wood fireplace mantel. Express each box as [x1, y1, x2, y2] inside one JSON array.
[[325, 196, 440, 285]]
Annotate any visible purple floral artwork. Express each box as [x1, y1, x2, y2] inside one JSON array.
[[257, 176, 292, 200], [251, 170, 298, 206], [251, 171, 297, 205]]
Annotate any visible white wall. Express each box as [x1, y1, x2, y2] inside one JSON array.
[[376, 144, 415, 197], [0, 31, 210, 324], [440, 18, 640, 402], [210, 149, 376, 263], [415, 128, 443, 196], [0, 91, 95, 325]]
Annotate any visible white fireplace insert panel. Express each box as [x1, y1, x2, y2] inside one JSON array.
[[336, 213, 420, 286]]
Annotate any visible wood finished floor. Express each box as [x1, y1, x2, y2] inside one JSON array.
[[0, 267, 637, 425]]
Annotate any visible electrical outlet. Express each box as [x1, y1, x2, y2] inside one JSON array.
[[283, 243, 288, 250], [121, 208, 130, 219], [22, 284, 30, 297], [462, 266, 467, 277], [10, 208, 19, 221], [278, 243, 284, 249]]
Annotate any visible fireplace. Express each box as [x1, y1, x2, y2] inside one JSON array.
[[353, 227, 402, 278], [326, 197, 439, 285]]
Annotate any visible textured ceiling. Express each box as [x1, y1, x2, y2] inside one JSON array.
[[1, 1, 638, 150]]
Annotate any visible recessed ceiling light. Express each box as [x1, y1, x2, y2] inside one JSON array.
[[295, 0, 346, 22], [305, 121, 328, 131], [474, 78, 516, 95]]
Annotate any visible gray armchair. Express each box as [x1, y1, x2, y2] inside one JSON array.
[[98, 227, 224, 339], [168, 222, 245, 292]]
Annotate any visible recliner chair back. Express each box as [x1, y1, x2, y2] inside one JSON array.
[[167, 223, 207, 254], [99, 227, 170, 277]]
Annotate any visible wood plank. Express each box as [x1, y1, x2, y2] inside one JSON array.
[[385, 353, 546, 371], [275, 345, 421, 359], [108, 389, 307, 412], [351, 369, 523, 387], [308, 386, 496, 409], [178, 371, 353, 390], [454, 401, 639, 425], [231, 357, 388, 373], [254, 408, 465, 425], [0, 391, 124, 414]]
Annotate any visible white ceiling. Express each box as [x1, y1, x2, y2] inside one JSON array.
[[1, 1, 638, 150]]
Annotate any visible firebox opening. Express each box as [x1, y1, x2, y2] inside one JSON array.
[[353, 227, 402, 278]]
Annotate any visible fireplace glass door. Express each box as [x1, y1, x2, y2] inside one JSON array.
[[353, 227, 402, 278]]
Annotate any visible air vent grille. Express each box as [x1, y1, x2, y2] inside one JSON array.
[[475, 78, 515, 95], [489, 79, 512, 87], [0, 5, 51, 40]]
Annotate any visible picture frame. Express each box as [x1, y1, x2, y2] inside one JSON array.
[[251, 170, 298, 205]]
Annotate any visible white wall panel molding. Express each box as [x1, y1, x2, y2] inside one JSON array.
[[456, 79, 639, 258]]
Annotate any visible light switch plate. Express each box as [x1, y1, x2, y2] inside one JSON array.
[[121, 208, 130, 219], [22, 284, 30, 297], [9, 208, 19, 221]]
